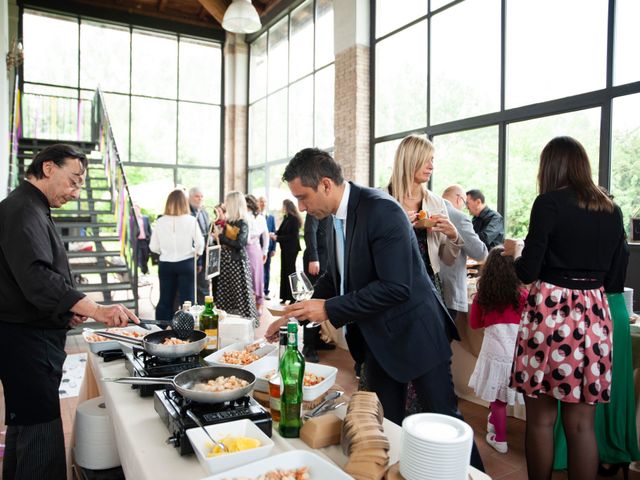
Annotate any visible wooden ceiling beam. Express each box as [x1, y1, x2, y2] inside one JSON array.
[[196, 0, 230, 24], [157, 0, 168, 12]]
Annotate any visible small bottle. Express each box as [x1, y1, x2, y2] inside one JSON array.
[[278, 325, 288, 363], [279, 322, 305, 438], [199, 296, 219, 358]]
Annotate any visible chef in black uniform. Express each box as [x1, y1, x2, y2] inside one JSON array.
[[0, 144, 139, 479]]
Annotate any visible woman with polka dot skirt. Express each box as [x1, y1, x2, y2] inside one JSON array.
[[505, 136, 627, 480]]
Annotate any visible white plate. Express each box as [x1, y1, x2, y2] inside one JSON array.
[[402, 413, 473, 444], [252, 356, 338, 402], [82, 326, 159, 354], [201, 450, 354, 480], [204, 341, 277, 370], [186, 419, 274, 475]]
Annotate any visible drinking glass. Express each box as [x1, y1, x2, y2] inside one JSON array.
[[289, 271, 314, 302]]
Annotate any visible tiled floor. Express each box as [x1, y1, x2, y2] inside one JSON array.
[[0, 303, 637, 479]]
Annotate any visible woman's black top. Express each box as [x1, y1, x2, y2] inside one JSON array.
[[218, 219, 248, 260], [276, 215, 301, 252], [515, 188, 627, 291]]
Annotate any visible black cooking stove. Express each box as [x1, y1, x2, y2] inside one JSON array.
[[124, 348, 201, 396], [154, 389, 272, 455]]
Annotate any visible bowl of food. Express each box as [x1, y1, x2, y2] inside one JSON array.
[[204, 341, 277, 370], [82, 326, 156, 354], [253, 355, 337, 401], [186, 418, 274, 474]]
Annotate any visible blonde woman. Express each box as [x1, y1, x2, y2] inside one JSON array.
[[213, 191, 258, 325], [149, 189, 204, 321], [388, 135, 462, 294]]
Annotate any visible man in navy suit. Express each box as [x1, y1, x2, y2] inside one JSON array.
[[259, 196, 276, 299], [266, 148, 483, 471]]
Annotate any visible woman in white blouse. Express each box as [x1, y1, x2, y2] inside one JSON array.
[[150, 189, 204, 321]]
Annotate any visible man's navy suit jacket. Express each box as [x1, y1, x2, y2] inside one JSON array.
[[313, 182, 459, 383]]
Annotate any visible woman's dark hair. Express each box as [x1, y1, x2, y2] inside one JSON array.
[[282, 199, 302, 226], [26, 143, 88, 179], [476, 247, 522, 311], [538, 136, 613, 212], [245, 194, 259, 216]]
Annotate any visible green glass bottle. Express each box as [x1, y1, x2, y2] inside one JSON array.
[[279, 321, 305, 438], [199, 295, 219, 359]]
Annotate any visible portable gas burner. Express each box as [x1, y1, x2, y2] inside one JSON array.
[[124, 348, 201, 396], [154, 389, 272, 455]]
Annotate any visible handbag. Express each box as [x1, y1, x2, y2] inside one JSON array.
[[225, 223, 240, 241]]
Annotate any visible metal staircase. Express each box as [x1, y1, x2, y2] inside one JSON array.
[[17, 138, 137, 311]]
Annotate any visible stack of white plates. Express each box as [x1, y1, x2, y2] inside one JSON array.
[[400, 413, 473, 480]]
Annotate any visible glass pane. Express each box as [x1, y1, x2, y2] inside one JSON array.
[[611, 93, 640, 235], [614, 0, 640, 86], [267, 162, 296, 211], [179, 39, 221, 104], [315, 65, 335, 149], [178, 103, 221, 166], [268, 18, 289, 93], [80, 21, 130, 93], [289, 77, 313, 155], [103, 93, 130, 163], [315, 0, 334, 68], [125, 166, 175, 214], [375, 20, 428, 137], [177, 168, 220, 207], [249, 99, 267, 166], [373, 139, 402, 189], [375, 0, 428, 38], [250, 33, 268, 103], [248, 168, 267, 198], [431, 0, 456, 10], [431, 0, 500, 124], [506, 108, 600, 238], [290, 0, 314, 82], [506, 0, 607, 108], [431, 127, 499, 209], [23, 12, 78, 87], [131, 30, 178, 98], [22, 92, 83, 141], [267, 90, 288, 161], [130, 97, 177, 164]]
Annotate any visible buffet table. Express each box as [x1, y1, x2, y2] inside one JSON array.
[[78, 353, 490, 480]]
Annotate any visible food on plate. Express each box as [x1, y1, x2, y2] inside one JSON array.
[[224, 467, 310, 480], [263, 370, 325, 387], [193, 375, 249, 393], [417, 210, 427, 220], [161, 337, 189, 345], [221, 345, 262, 365], [84, 328, 145, 343], [206, 436, 261, 457]]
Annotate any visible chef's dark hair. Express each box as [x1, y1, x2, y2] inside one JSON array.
[[282, 148, 344, 190], [26, 144, 88, 179]]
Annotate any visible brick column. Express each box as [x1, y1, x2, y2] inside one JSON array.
[[332, 0, 370, 185], [223, 33, 248, 195], [334, 44, 369, 184]]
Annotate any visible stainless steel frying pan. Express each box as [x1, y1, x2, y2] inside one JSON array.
[[95, 329, 207, 358], [104, 366, 256, 403]]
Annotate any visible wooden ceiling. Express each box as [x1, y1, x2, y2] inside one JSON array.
[[56, 0, 285, 31]]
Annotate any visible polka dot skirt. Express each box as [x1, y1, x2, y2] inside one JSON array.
[[510, 281, 612, 405]]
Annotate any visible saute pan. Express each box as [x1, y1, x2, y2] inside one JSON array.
[[95, 329, 207, 358], [104, 366, 256, 403]]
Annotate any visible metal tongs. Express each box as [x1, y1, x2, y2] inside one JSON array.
[[304, 391, 345, 420]]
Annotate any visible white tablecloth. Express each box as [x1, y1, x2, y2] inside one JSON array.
[[80, 353, 490, 479]]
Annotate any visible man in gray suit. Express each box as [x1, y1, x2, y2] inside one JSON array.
[[441, 185, 488, 320]]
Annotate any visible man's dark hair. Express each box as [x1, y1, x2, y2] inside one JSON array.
[[466, 189, 485, 204], [282, 148, 344, 190], [26, 144, 88, 179]]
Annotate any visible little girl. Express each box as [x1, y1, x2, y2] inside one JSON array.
[[468, 246, 527, 454]]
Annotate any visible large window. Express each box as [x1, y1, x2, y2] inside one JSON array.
[[373, 0, 640, 237], [22, 10, 223, 213], [247, 0, 334, 213]]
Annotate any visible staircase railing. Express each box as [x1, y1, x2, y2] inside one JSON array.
[[91, 88, 139, 313], [8, 71, 21, 194]]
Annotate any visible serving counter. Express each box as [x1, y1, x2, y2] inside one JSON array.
[[78, 352, 490, 480]]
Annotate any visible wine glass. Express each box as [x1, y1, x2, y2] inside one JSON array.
[[289, 271, 314, 302]]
